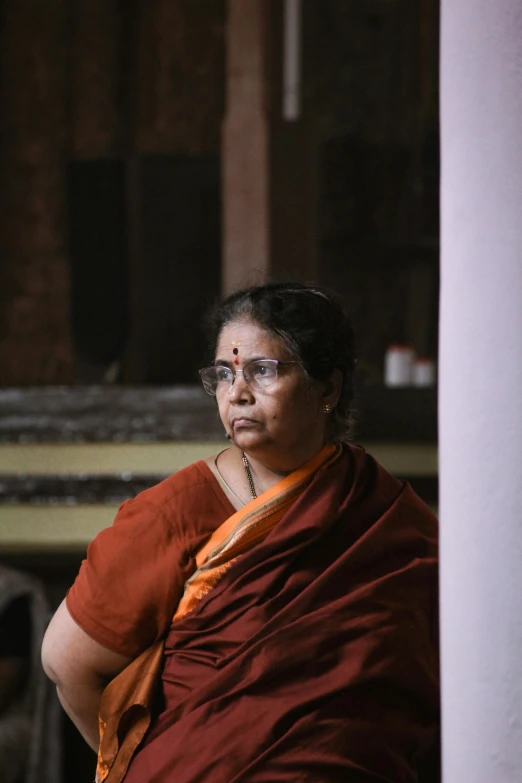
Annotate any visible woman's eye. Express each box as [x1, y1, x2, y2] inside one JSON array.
[[252, 362, 272, 378], [216, 367, 231, 382]]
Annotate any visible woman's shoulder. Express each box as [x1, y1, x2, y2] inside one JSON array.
[[338, 442, 437, 534], [66, 460, 231, 657], [118, 458, 233, 536], [133, 460, 217, 510]]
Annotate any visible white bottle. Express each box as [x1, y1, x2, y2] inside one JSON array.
[[384, 345, 415, 387], [412, 357, 436, 387]]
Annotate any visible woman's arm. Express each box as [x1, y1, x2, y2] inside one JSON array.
[[41, 600, 132, 752]]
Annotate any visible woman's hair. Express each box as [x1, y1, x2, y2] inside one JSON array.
[[203, 281, 357, 442]]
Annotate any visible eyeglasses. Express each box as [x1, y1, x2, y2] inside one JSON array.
[[199, 359, 301, 396]]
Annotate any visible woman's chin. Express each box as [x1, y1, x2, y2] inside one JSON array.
[[231, 429, 266, 451]]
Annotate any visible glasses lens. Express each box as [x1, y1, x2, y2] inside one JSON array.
[[246, 360, 278, 389], [199, 366, 233, 395]]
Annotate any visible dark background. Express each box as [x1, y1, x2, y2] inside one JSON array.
[[0, 0, 439, 388]]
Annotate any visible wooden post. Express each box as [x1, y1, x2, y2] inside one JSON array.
[[221, 0, 318, 295], [222, 0, 271, 293]]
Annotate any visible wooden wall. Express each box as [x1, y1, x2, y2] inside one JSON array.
[[0, 0, 439, 386], [0, 0, 225, 385]]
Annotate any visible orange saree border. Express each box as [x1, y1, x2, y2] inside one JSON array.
[[174, 443, 339, 619], [95, 443, 339, 783]]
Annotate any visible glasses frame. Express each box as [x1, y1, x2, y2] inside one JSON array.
[[199, 358, 302, 396]]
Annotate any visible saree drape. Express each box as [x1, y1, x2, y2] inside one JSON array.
[[96, 444, 340, 783], [100, 443, 439, 782]]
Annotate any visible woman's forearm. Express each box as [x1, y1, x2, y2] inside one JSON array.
[[55, 680, 104, 752]]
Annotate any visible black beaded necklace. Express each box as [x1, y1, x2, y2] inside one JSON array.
[[241, 452, 257, 499]]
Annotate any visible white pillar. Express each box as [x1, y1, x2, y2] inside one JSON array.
[[439, 1, 522, 781]]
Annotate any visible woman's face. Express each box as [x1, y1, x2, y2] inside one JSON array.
[[214, 319, 328, 467]]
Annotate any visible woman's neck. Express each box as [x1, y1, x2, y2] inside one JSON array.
[[240, 442, 326, 494]]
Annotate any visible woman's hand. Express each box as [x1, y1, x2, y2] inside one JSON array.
[[41, 600, 132, 752]]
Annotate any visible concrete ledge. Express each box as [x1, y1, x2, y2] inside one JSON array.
[[0, 504, 117, 552], [0, 442, 214, 475], [0, 441, 437, 476]]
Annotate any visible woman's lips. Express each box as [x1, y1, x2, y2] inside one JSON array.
[[232, 418, 258, 429]]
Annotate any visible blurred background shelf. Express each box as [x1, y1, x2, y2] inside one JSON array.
[[0, 384, 437, 443], [0, 385, 438, 557]]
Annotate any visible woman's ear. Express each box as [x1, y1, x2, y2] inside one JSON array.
[[320, 368, 343, 410]]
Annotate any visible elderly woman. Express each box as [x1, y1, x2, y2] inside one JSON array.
[[42, 282, 439, 783]]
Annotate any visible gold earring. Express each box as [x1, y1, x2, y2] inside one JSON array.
[[323, 403, 331, 414]]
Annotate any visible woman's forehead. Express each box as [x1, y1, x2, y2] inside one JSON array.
[[215, 320, 284, 356]]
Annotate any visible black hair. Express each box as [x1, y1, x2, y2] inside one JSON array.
[[203, 281, 357, 442]]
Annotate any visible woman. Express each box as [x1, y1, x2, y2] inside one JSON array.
[[42, 283, 439, 782]]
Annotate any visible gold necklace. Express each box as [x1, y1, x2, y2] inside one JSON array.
[[214, 451, 249, 505]]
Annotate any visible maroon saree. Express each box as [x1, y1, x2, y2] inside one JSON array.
[[123, 444, 439, 782]]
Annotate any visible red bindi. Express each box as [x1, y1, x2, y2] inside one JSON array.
[[233, 348, 239, 355], [234, 358, 240, 365]]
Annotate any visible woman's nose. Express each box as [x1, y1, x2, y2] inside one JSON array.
[[227, 370, 252, 401]]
